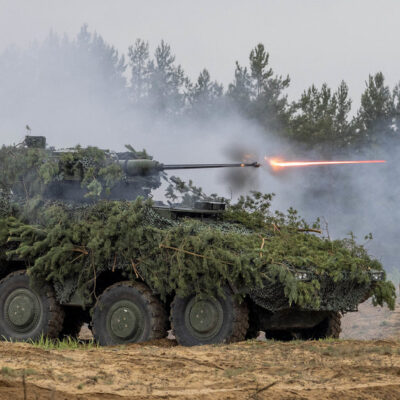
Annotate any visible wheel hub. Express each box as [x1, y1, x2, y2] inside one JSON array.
[[108, 301, 144, 341], [185, 297, 223, 339], [5, 288, 41, 332]]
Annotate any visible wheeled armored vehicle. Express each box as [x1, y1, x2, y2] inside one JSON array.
[[0, 136, 394, 346]]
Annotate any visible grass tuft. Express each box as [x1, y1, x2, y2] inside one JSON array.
[[1, 366, 16, 376], [30, 335, 98, 350]]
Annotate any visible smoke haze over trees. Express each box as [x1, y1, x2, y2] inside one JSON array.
[[0, 25, 399, 280], [2, 25, 399, 148]]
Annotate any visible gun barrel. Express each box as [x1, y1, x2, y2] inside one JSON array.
[[162, 162, 260, 170], [118, 160, 260, 176]]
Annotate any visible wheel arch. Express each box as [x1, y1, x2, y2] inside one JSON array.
[[0, 260, 28, 281]]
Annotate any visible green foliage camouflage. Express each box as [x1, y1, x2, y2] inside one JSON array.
[[0, 142, 162, 206], [0, 193, 395, 312], [0, 143, 396, 311], [0, 144, 126, 201]]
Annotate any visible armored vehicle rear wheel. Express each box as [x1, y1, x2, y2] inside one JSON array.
[[302, 312, 341, 340], [0, 271, 64, 341], [92, 281, 167, 346], [170, 288, 249, 346]]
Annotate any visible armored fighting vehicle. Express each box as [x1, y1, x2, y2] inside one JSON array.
[[0, 136, 395, 346]]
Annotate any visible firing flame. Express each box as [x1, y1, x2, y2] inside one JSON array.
[[267, 157, 386, 171]]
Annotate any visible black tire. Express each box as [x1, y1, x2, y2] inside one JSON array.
[[92, 281, 167, 346], [0, 270, 64, 341], [302, 312, 342, 340], [171, 288, 249, 346], [59, 307, 85, 339]]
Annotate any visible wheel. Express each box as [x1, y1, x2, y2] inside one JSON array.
[[0, 270, 64, 341], [312, 311, 341, 339], [59, 307, 85, 339], [302, 312, 342, 340], [170, 288, 249, 346], [92, 281, 167, 346]]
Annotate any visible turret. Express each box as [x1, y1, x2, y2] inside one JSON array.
[[10, 136, 260, 202]]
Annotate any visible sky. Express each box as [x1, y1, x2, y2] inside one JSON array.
[[0, 0, 399, 107]]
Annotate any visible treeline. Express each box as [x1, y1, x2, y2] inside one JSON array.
[[127, 38, 400, 156], [1, 25, 399, 156]]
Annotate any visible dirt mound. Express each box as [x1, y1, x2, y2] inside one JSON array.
[[0, 339, 400, 399]]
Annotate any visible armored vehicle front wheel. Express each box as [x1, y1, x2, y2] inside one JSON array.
[[92, 281, 167, 346], [170, 288, 249, 346], [0, 271, 64, 341]]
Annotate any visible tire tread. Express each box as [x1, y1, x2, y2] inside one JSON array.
[[0, 270, 64, 340], [170, 292, 249, 346], [92, 281, 167, 344]]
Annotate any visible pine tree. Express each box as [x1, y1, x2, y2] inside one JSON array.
[[289, 81, 352, 154], [189, 69, 223, 115], [128, 39, 151, 104], [333, 80, 352, 145], [228, 44, 291, 134], [75, 25, 127, 102], [147, 40, 188, 115], [355, 72, 397, 147], [249, 44, 291, 132], [392, 83, 400, 116], [249, 44, 273, 96], [227, 62, 253, 112]]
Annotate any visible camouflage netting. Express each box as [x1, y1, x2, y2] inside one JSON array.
[[0, 141, 162, 203], [0, 143, 396, 312], [250, 273, 377, 312]]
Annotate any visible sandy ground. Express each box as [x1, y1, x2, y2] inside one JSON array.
[[0, 297, 399, 399], [1, 338, 400, 400]]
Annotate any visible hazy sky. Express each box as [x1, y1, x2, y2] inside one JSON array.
[[0, 0, 399, 106]]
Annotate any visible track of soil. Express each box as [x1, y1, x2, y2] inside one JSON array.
[[1, 338, 400, 400]]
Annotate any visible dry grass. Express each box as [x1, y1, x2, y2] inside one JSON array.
[[0, 339, 399, 399]]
